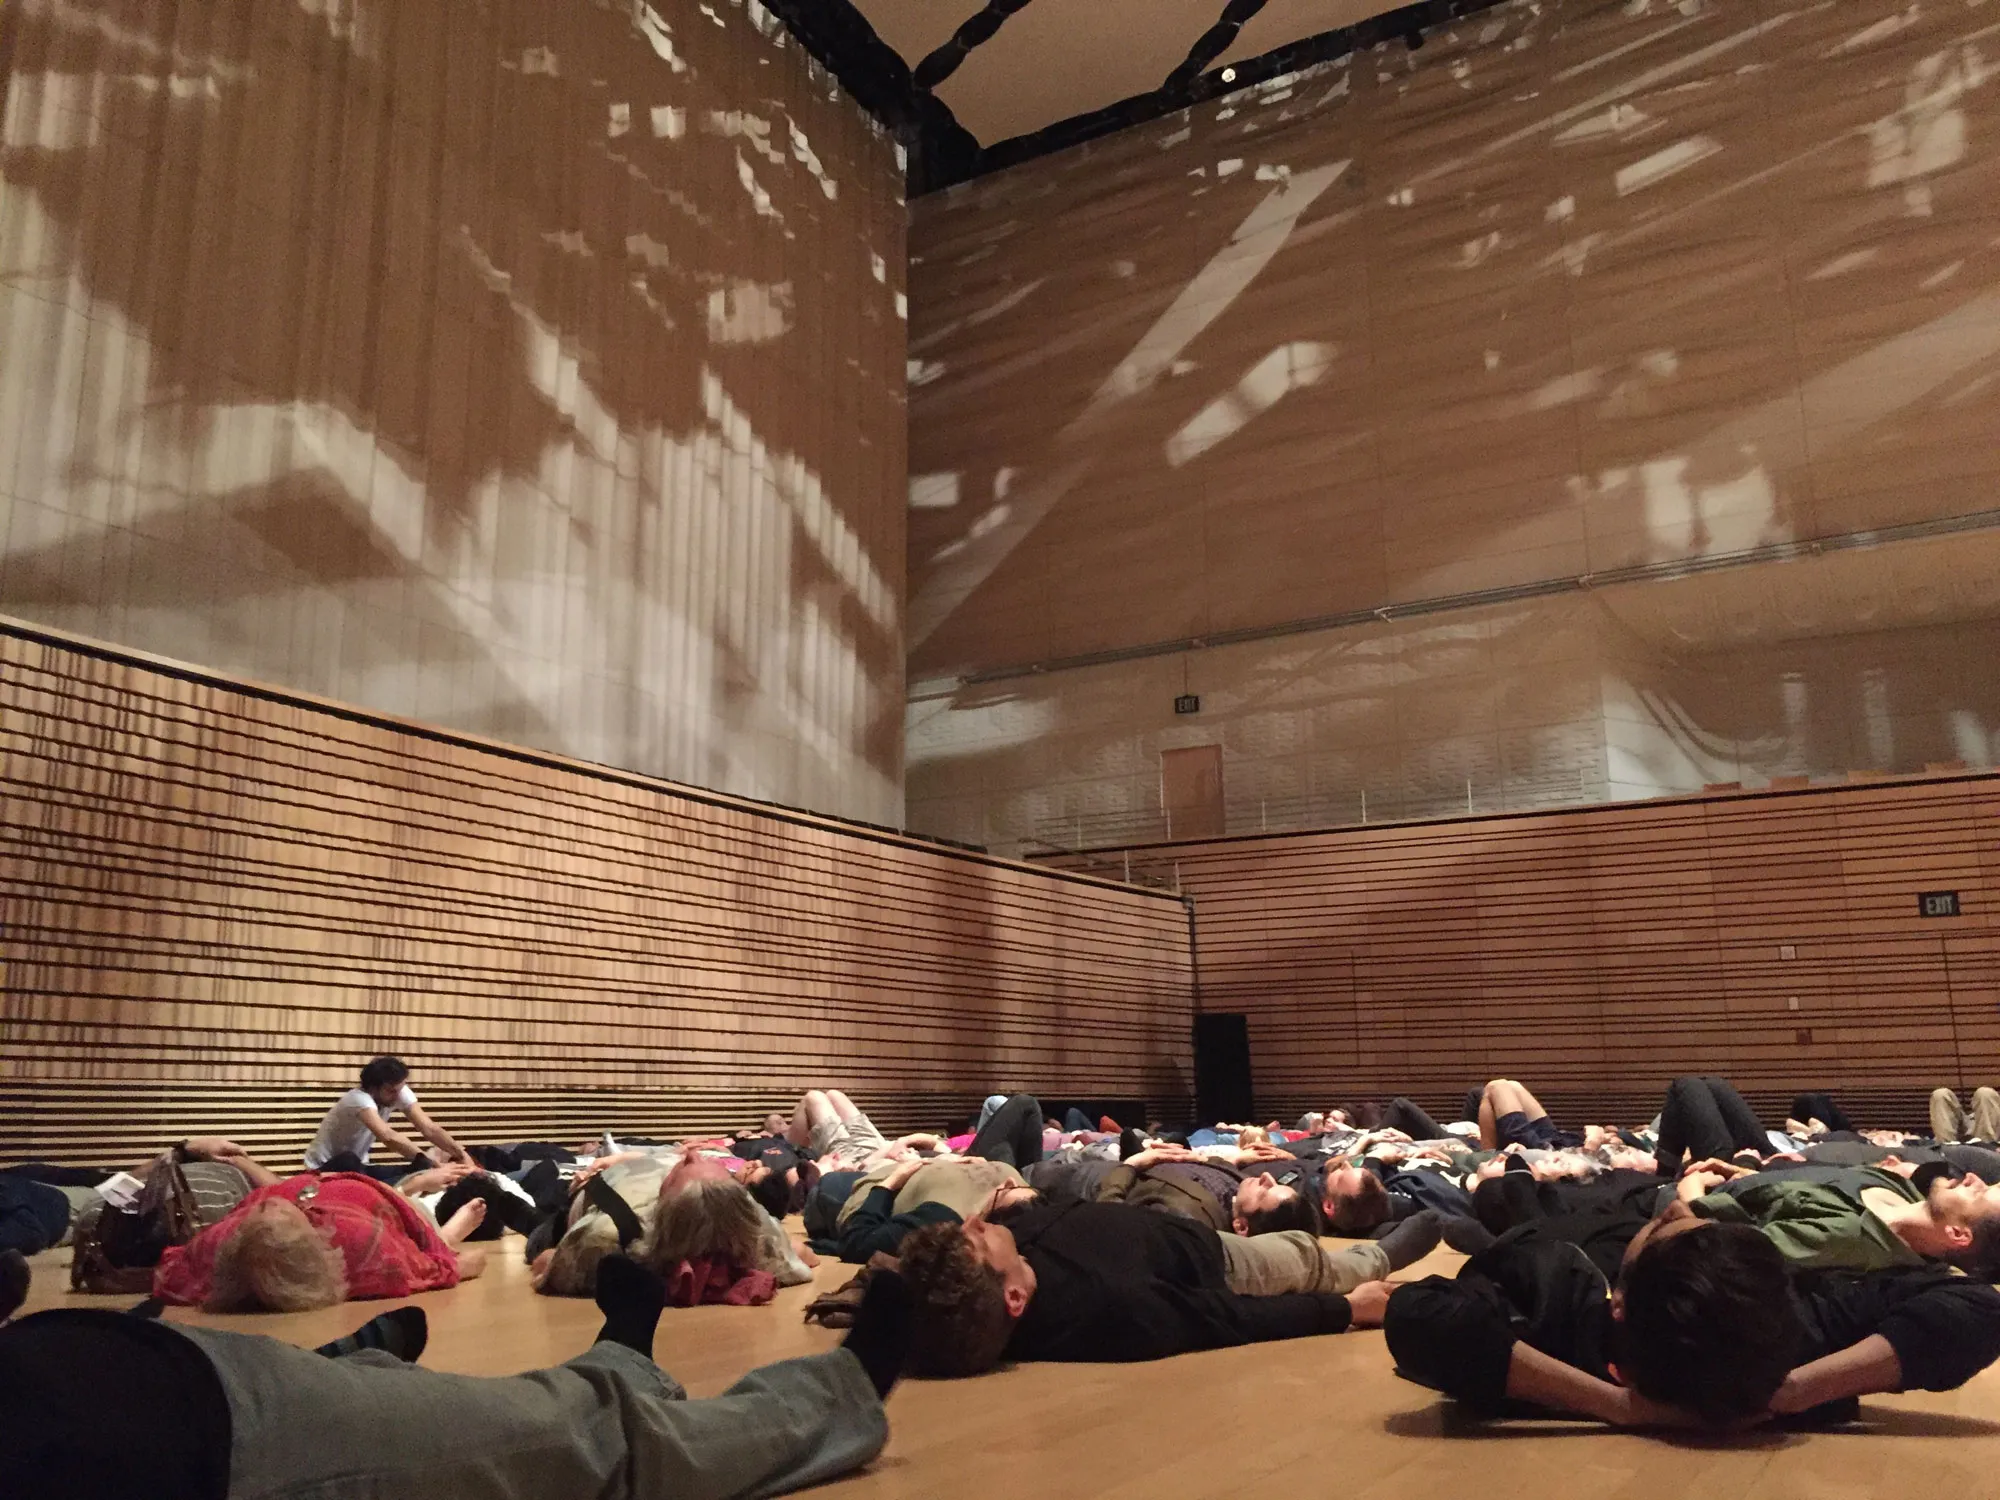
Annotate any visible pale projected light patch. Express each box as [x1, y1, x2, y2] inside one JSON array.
[[1868, 47, 1991, 214], [706, 281, 793, 344], [636, 5, 690, 71], [909, 473, 961, 510], [1809, 248, 1881, 280], [0, 183, 901, 817], [1166, 342, 1338, 467], [1615, 136, 1722, 196], [909, 163, 1349, 648]]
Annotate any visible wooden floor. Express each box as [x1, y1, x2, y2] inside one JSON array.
[[19, 1238, 2000, 1496]]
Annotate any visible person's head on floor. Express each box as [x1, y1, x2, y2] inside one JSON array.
[[641, 1164, 768, 1274], [205, 1198, 347, 1313], [900, 1216, 1036, 1376], [1612, 1204, 1800, 1424], [1323, 1165, 1391, 1235], [1915, 1172, 2000, 1276], [1234, 1172, 1322, 1237], [742, 1160, 803, 1219], [359, 1055, 411, 1107]]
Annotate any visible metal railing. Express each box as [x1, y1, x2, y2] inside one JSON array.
[[1023, 770, 1600, 876]]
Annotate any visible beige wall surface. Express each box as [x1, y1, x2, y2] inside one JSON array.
[[0, 0, 909, 825], [903, 0, 2000, 857]]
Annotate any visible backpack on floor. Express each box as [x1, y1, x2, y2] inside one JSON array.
[[70, 1154, 202, 1294]]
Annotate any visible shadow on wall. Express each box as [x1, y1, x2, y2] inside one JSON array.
[[0, 0, 907, 822], [900, 0, 2000, 854]]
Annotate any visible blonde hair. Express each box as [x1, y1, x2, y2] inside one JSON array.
[[637, 1177, 770, 1276], [205, 1201, 347, 1313]]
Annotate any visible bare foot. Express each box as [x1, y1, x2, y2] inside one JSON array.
[[440, 1197, 487, 1247]]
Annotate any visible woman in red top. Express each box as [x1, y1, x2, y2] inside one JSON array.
[[155, 1173, 485, 1311]]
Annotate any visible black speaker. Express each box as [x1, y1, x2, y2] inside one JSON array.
[[1193, 1012, 1253, 1126]]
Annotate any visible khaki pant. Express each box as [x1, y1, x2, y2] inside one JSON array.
[[1931, 1087, 2000, 1144], [1216, 1230, 1389, 1296]]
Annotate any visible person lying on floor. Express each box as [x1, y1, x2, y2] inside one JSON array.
[[897, 1196, 1443, 1375], [1382, 1187, 2000, 1430], [1675, 1155, 2000, 1277], [0, 1253, 911, 1500], [1322, 1155, 1477, 1235], [535, 1151, 812, 1298], [783, 1089, 949, 1173], [152, 1171, 487, 1312], [393, 1157, 563, 1241], [1932, 1085, 2000, 1145], [1476, 1078, 1590, 1153], [1095, 1144, 1325, 1236]]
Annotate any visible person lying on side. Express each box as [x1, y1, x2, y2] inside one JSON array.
[[152, 1172, 486, 1312], [1678, 1156, 2000, 1277], [897, 1197, 1443, 1375], [1383, 1192, 2000, 1429], [2, 1254, 910, 1500]]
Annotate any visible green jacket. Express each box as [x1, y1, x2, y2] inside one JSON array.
[[1692, 1164, 1923, 1272]]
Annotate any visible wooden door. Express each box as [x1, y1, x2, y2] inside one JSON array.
[[1161, 745, 1225, 840]]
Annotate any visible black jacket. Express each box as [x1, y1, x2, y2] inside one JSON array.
[[1385, 1235, 2000, 1414], [1003, 1200, 1351, 1363], [835, 1187, 963, 1262]]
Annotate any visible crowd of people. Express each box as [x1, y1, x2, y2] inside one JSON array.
[[6, 1058, 2000, 1496]]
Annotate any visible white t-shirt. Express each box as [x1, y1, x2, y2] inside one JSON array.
[[305, 1085, 418, 1169]]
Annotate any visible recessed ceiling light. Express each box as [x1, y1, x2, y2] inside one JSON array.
[[1220, 67, 1236, 83]]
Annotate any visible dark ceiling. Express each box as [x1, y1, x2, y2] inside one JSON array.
[[763, 0, 1506, 193]]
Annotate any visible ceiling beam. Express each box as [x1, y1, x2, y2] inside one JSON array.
[[913, 0, 1042, 91], [1163, 0, 1273, 95]]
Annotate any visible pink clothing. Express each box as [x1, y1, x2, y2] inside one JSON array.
[[154, 1173, 459, 1306]]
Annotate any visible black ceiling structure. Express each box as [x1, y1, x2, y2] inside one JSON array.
[[763, 0, 1510, 195]]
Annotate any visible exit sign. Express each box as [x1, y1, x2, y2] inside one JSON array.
[[1919, 891, 1962, 918], [1174, 694, 1201, 715]]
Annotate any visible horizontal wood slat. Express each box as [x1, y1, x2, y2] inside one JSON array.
[[1048, 778, 2000, 1132], [1, 624, 1196, 1166]]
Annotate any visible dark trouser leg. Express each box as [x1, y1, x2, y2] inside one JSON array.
[[434, 1177, 542, 1239], [1062, 1107, 1093, 1134], [1702, 1077, 1770, 1154], [1383, 1097, 1449, 1141], [1791, 1092, 1856, 1135], [967, 1094, 1044, 1169], [1655, 1077, 1737, 1176]]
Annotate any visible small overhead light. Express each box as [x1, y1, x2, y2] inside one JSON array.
[[1220, 66, 1236, 83]]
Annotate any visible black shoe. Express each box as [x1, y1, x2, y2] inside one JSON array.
[[842, 1270, 912, 1400]]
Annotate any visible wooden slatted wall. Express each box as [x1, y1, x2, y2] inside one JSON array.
[[1, 622, 1195, 1167], [1042, 777, 2000, 1132]]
